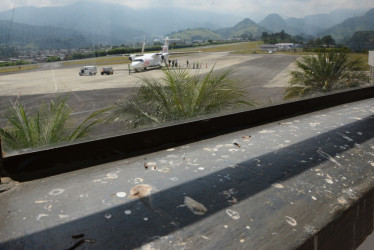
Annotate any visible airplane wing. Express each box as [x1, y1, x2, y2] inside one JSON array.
[[169, 51, 202, 55], [155, 51, 201, 56]]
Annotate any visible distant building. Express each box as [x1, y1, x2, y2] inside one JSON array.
[[261, 43, 303, 52], [261, 44, 278, 52], [369, 51, 374, 82], [275, 43, 294, 51]]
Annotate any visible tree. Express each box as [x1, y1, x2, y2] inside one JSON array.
[[262, 32, 269, 43], [109, 68, 254, 127], [284, 51, 369, 100], [0, 97, 108, 151], [321, 35, 336, 48]]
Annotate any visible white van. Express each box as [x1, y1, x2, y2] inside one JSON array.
[[79, 66, 97, 76]]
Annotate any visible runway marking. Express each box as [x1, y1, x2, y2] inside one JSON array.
[[51, 68, 58, 92]]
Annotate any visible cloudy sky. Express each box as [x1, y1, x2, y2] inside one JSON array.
[[0, 0, 372, 20]]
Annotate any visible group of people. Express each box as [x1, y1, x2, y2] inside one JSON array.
[[128, 59, 205, 75], [166, 59, 203, 69], [188, 60, 203, 69], [167, 59, 179, 68]]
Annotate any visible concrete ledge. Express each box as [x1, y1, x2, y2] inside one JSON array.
[[1, 98, 374, 249], [299, 182, 374, 250]]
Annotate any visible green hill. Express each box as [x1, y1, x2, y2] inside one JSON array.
[[346, 31, 374, 51], [259, 14, 290, 33], [215, 18, 268, 39], [169, 28, 221, 41]]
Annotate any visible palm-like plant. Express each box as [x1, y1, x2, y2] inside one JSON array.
[[110, 67, 254, 127], [284, 51, 369, 100], [0, 97, 108, 151]]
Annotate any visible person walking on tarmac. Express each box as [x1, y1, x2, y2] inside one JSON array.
[[128, 64, 131, 75], [186, 60, 189, 68]]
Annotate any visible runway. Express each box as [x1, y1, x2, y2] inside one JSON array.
[[0, 52, 298, 128]]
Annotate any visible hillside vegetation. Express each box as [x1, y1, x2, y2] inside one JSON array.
[[0, 20, 92, 49], [169, 29, 222, 41]]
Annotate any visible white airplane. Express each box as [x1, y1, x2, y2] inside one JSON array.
[[128, 37, 172, 72]]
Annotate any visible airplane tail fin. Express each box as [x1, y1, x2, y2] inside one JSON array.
[[141, 35, 146, 54], [162, 37, 169, 54]]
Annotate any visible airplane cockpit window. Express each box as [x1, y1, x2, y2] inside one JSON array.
[[0, 0, 373, 155]]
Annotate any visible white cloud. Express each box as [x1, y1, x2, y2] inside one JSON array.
[[0, 0, 373, 18], [0, 0, 15, 12]]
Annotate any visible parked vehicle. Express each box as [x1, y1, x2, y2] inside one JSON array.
[[101, 67, 113, 75], [79, 66, 97, 76]]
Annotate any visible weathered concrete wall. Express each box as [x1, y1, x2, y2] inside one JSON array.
[[369, 51, 374, 81]]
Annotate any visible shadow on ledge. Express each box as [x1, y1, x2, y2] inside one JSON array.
[[3, 115, 374, 249]]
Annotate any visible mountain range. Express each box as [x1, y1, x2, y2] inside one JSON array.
[[318, 8, 374, 42], [0, 20, 93, 49], [0, 2, 373, 49], [0, 2, 242, 44], [259, 9, 366, 36]]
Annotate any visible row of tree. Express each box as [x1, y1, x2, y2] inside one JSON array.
[[0, 60, 30, 67], [261, 30, 337, 48], [261, 31, 296, 44], [306, 35, 336, 48]]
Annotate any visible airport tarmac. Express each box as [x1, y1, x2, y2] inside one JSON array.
[[0, 52, 298, 127], [0, 52, 297, 96]]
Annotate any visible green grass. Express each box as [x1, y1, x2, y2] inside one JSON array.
[[0, 65, 39, 73], [62, 56, 130, 66], [171, 29, 221, 41], [198, 41, 264, 53], [349, 53, 369, 71]]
